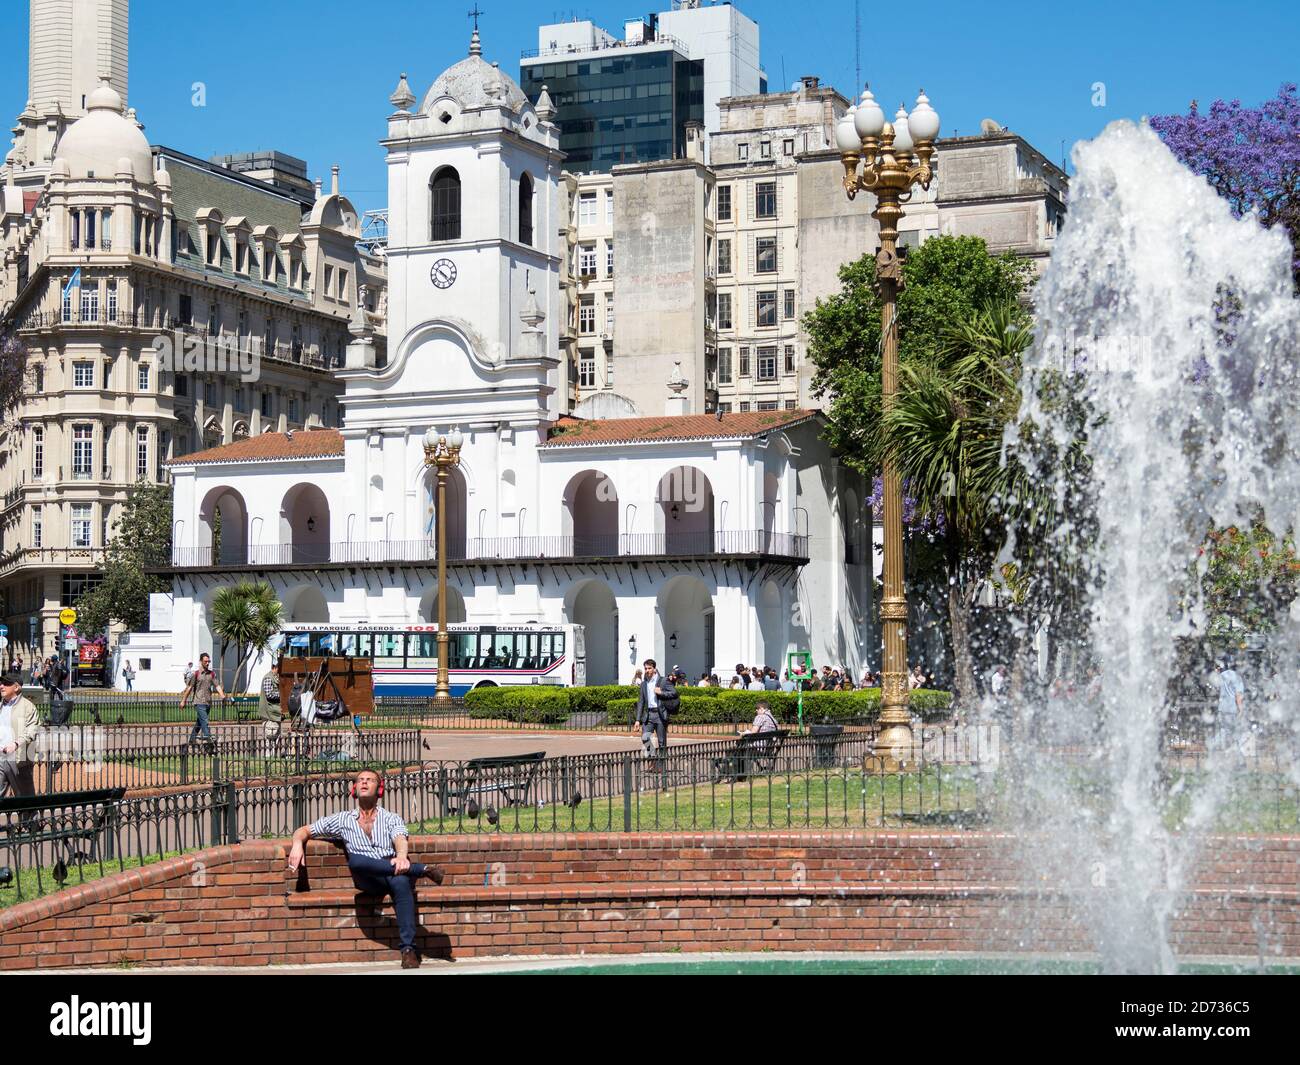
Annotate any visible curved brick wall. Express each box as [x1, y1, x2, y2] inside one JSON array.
[[1, 833, 1297, 969]]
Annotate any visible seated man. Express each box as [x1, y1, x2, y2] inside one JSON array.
[[287, 769, 445, 969], [738, 698, 779, 737]]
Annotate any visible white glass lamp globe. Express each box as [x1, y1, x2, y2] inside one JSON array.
[[835, 106, 861, 151], [448, 426, 465, 450], [854, 88, 885, 138], [424, 427, 440, 448], [892, 106, 913, 152], [909, 91, 941, 142]]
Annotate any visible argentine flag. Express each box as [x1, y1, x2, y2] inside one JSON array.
[[62, 267, 82, 299]]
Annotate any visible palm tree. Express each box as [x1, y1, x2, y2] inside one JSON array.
[[870, 299, 1035, 705], [210, 581, 284, 693]]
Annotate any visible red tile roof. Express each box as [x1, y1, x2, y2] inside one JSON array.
[[542, 410, 818, 447], [166, 428, 344, 466]]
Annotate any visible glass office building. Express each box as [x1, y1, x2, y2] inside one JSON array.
[[520, 48, 704, 172]]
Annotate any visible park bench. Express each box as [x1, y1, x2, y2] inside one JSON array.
[[439, 752, 547, 819], [712, 730, 790, 783], [0, 787, 127, 878]]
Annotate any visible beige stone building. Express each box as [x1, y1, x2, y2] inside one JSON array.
[[0, 5, 385, 663]]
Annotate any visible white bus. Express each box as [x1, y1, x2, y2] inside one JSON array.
[[271, 622, 587, 697]]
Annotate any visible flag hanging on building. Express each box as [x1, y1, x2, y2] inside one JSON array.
[[62, 267, 81, 299]]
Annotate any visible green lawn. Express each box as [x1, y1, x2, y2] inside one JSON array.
[[0, 849, 192, 910]]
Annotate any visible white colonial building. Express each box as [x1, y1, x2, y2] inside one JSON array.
[[161, 33, 872, 689]]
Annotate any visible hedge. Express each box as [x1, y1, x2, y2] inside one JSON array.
[[463, 683, 640, 723], [605, 688, 953, 727]]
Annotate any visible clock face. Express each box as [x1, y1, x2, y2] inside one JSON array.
[[431, 258, 458, 289]]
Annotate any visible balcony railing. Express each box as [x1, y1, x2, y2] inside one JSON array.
[[171, 530, 810, 569], [0, 546, 105, 576]]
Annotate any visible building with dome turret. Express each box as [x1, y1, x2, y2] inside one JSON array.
[[160, 31, 872, 692], [0, 8, 386, 664]]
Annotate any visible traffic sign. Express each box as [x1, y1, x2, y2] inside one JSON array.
[[59, 607, 77, 626], [63, 637, 77, 651], [0, 623, 8, 636]]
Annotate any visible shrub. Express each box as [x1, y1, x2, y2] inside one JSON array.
[[566, 685, 638, 715], [466, 687, 570, 724], [602, 688, 952, 726]]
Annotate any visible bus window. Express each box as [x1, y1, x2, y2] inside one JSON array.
[[451, 633, 474, 669], [310, 633, 336, 657], [340, 633, 358, 657], [495, 633, 517, 668], [406, 632, 437, 668], [353, 633, 373, 659], [554, 633, 565, 657], [520, 632, 538, 669], [374, 632, 404, 668], [284, 633, 309, 658]]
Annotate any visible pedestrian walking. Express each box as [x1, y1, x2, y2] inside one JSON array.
[[1213, 657, 1246, 753], [122, 659, 136, 691], [633, 659, 677, 762], [0, 672, 40, 798], [180, 652, 224, 745]]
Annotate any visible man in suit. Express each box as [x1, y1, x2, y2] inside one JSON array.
[[0, 671, 42, 798], [633, 658, 677, 759]]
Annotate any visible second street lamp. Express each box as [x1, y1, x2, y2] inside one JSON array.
[[423, 425, 464, 701], [836, 87, 941, 768]]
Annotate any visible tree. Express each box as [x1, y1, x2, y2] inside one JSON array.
[[75, 481, 173, 635], [804, 234, 1036, 461], [1150, 84, 1300, 284], [0, 329, 29, 424], [1196, 521, 1299, 645], [804, 236, 1036, 703], [210, 581, 283, 693]]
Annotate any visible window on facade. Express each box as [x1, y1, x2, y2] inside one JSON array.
[[758, 400, 779, 411], [784, 399, 797, 410], [204, 379, 217, 407], [756, 182, 777, 219], [324, 265, 334, 297], [760, 139, 772, 158], [62, 573, 102, 606], [136, 426, 149, 481], [784, 289, 796, 320], [739, 346, 751, 377], [102, 209, 112, 250], [579, 294, 596, 334], [718, 238, 731, 275], [106, 284, 117, 322], [756, 236, 777, 274], [739, 401, 751, 412], [718, 403, 732, 413], [72, 425, 93, 478], [718, 292, 733, 331], [73, 362, 95, 388], [717, 185, 731, 221], [519, 172, 534, 246], [288, 397, 299, 422], [175, 375, 188, 398], [208, 301, 219, 335], [31, 427, 43, 478], [32, 507, 42, 548], [138, 363, 150, 391], [579, 244, 597, 277], [605, 351, 614, 385], [757, 290, 778, 327], [430, 167, 462, 241], [62, 286, 73, 322], [34, 364, 43, 391], [205, 227, 220, 265], [261, 392, 272, 417], [85, 210, 96, 249], [757, 346, 778, 381], [179, 293, 192, 324], [339, 270, 348, 300], [71, 503, 92, 548], [578, 351, 596, 389], [263, 247, 275, 281], [718, 347, 732, 384], [606, 241, 614, 277], [784, 344, 796, 374], [80, 286, 99, 322], [71, 211, 81, 250], [783, 139, 794, 156], [738, 144, 749, 161], [235, 238, 248, 274], [605, 298, 614, 333], [577, 192, 597, 226]]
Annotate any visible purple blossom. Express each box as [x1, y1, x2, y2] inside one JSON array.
[[868, 474, 948, 538], [1149, 84, 1300, 279]]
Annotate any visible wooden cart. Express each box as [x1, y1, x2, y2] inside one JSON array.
[[279, 657, 375, 722]]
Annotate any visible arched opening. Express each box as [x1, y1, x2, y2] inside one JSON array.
[[759, 580, 786, 670], [762, 470, 780, 550], [423, 465, 467, 559], [198, 485, 248, 565], [562, 469, 618, 557], [420, 585, 467, 624], [656, 466, 715, 555], [519, 172, 534, 246], [430, 166, 461, 241], [278, 482, 330, 564], [656, 575, 714, 682], [285, 585, 329, 623], [565, 580, 618, 685]]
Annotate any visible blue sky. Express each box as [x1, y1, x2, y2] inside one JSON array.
[[2, 0, 1296, 215]]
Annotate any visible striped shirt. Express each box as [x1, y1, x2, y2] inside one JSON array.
[[309, 806, 408, 860]]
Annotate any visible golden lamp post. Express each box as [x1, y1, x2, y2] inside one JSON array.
[[835, 88, 941, 768], [423, 425, 464, 701]]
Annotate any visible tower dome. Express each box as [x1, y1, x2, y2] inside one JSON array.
[[53, 78, 153, 183], [422, 31, 530, 114]]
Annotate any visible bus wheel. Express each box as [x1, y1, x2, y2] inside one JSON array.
[[472, 681, 497, 689]]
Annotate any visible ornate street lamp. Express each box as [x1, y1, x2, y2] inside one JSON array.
[[836, 88, 941, 767], [423, 425, 464, 701]]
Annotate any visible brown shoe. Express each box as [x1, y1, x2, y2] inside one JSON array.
[[401, 949, 421, 970], [422, 865, 445, 886]]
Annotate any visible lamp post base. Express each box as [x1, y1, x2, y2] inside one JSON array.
[[866, 714, 915, 775]]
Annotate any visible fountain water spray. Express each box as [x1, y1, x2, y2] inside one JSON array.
[[1007, 120, 1300, 972]]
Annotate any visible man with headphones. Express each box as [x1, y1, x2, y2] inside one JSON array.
[[287, 769, 444, 968]]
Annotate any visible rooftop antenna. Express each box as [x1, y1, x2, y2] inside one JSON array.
[[854, 0, 861, 93]]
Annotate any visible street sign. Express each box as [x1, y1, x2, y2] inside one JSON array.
[[0, 623, 8, 636], [59, 607, 77, 626], [63, 637, 78, 651]]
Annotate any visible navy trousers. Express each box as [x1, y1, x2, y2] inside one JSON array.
[[347, 854, 429, 951]]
